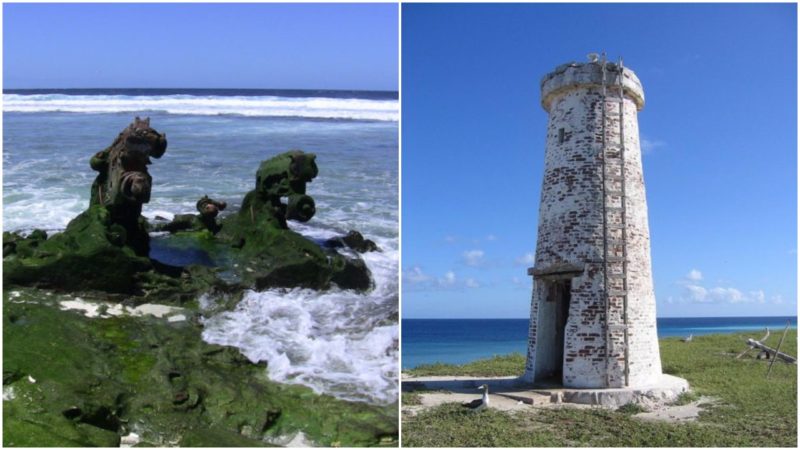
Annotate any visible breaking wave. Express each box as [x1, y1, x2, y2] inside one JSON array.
[[3, 94, 398, 122], [201, 227, 398, 405]]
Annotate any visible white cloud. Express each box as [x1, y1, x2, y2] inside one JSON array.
[[444, 235, 457, 243], [486, 234, 498, 241], [515, 252, 536, 266], [440, 271, 456, 286], [748, 290, 766, 304], [405, 268, 492, 291], [685, 284, 709, 302], [683, 283, 766, 305], [462, 250, 484, 267], [771, 295, 785, 305], [404, 266, 431, 285], [641, 138, 666, 155], [686, 269, 703, 281], [708, 287, 744, 303]]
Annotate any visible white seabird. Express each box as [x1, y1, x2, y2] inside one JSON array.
[[681, 334, 693, 343], [463, 384, 489, 412]]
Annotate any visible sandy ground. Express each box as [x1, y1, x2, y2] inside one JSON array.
[[633, 396, 716, 423]]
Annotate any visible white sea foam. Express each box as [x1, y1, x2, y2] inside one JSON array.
[[2, 194, 86, 233], [202, 226, 398, 405], [3, 94, 398, 122]]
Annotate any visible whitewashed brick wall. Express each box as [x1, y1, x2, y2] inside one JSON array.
[[522, 61, 662, 388]]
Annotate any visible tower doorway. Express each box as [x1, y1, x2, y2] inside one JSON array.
[[548, 278, 572, 380]]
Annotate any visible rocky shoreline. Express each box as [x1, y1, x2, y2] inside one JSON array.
[[4, 287, 398, 447], [3, 118, 398, 446]]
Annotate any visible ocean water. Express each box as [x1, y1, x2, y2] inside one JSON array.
[[3, 89, 398, 405], [402, 317, 798, 369]]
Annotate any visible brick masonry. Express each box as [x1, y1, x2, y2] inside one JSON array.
[[522, 61, 663, 388]]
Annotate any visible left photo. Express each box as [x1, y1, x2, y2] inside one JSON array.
[[2, 3, 399, 447]]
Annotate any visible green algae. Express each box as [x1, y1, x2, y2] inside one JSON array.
[[215, 151, 372, 291], [3, 205, 152, 293], [3, 289, 397, 447]]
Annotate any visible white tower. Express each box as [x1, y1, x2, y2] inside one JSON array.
[[522, 57, 662, 388]]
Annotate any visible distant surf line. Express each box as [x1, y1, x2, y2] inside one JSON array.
[[3, 91, 398, 122]]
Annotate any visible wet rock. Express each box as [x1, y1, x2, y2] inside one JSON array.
[[217, 150, 373, 291], [156, 213, 197, 234], [343, 230, 379, 252], [331, 258, 373, 291], [3, 230, 48, 258], [326, 230, 380, 253], [154, 195, 227, 235], [3, 205, 153, 293]]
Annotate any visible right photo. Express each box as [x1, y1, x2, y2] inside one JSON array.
[[401, 3, 797, 448]]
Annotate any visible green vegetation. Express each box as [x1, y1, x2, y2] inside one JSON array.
[[3, 206, 152, 293], [402, 392, 422, 406], [3, 288, 397, 447], [671, 390, 701, 406], [407, 353, 527, 377], [402, 331, 797, 447], [616, 402, 647, 415]]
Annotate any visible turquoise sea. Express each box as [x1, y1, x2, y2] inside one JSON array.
[[402, 316, 798, 369]]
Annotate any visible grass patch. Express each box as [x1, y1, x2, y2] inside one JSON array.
[[402, 392, 422, 406], [405, 353, 526, 377], [402, 331, 797, 447], [616, 402, 647, 415], [671, 390, 701, 406]]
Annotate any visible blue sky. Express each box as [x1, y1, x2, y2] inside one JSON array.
[[3, 3, 398, 90], [402, 3, 797, 318]]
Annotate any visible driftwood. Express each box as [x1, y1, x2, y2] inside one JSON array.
[[745, 338, 796, 364], [736, 328, 769, 359], [767, 324, 792, 378]]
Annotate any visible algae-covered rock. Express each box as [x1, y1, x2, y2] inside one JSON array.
[[326, 230, 381, 253], [217, 150, 373, 291], [3, 289, 398, 447], [89, 116, 167, 257], [4, 118, 168, 294], [155, 195, 228, 235], [5, 136, 375, 294], [3, 205, 152, 293]]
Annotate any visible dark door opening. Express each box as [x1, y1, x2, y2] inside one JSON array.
[[548, 279, 572, 380]]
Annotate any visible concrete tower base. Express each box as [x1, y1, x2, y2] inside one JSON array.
[[402, 374, 689, 408], [544, 374, 690, 407]]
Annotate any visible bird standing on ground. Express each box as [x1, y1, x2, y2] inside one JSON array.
[[681, 334, 693, 343], [463, 384, 489, 412]]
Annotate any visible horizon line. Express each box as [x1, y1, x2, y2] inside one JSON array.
[[3, 87, 399, 93], [403, 315, 798, 320]]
